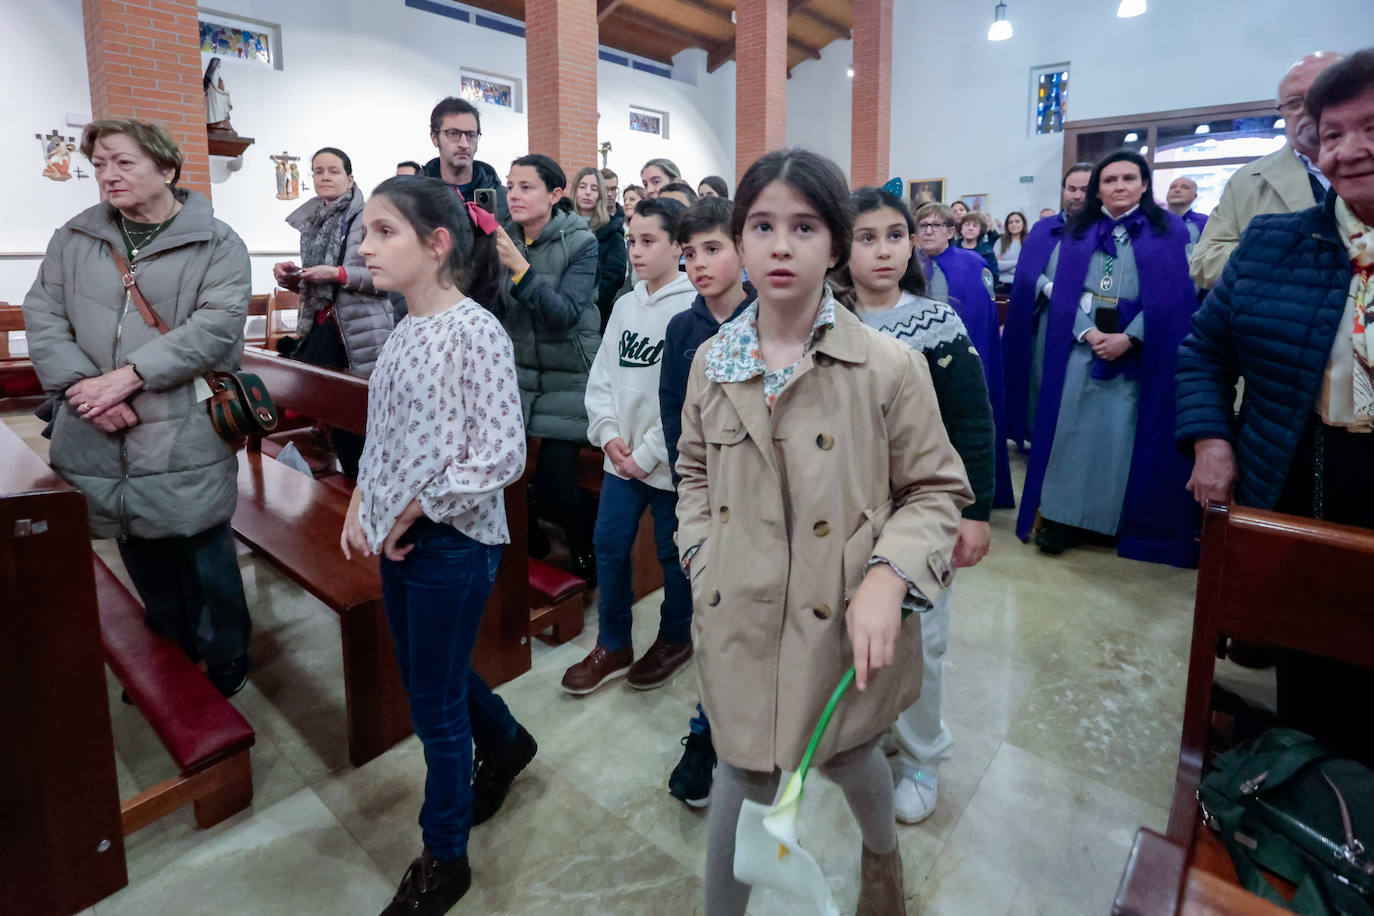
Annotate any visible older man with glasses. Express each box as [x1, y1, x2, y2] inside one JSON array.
[[1189, 51, 1344, 290], [915, 202, 1014, 509]]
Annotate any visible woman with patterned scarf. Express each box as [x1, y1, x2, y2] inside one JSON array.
[[1177, 46, 1374, 765], [274, 146, 394, 476]]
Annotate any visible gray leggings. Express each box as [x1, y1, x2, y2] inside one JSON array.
[[704, 737, 897, 916]]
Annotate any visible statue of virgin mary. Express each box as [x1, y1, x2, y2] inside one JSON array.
[[204, 57, 234, 130]]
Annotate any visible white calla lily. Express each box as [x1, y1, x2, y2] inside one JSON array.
[[733, 667, 858, 916]]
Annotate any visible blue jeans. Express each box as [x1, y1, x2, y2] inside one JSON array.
[[380, 519, 519, 859], [592, 473, 692, 650]]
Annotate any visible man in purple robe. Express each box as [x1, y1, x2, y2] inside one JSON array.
[[1165, 176, 1209, 244], [1002, 163, 1094, 448]]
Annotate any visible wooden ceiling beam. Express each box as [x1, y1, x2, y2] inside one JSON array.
[[797, 7, 850, 39], [789, 36, 821, 61], [674, 0, 735, 24], [596, 0, 631, 22], [609, 5, 726, 49], [706, 38, 735, 73]]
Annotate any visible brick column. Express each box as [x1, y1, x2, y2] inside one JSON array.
[[83, 0, 210, 194], [734, 0, 789, 181], [527, 0, 598, 184], [850, 0, 893, 189]]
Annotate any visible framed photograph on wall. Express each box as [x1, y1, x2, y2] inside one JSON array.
[[908, 178, 944, 206], [629, 105, 669, 138], [961, 193, 990, 213]]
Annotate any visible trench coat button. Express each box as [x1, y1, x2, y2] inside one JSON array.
[[719, 505, 730, 522], [816, 433, 834, 450], [811, 604, 831, 620], [707, 590, 721, 606], [813, 520, 830, 537]]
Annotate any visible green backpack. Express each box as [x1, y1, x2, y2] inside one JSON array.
[[1199, 728, 1374, 915]]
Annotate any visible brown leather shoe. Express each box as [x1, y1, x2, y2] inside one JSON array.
[[856, 844, 906, 916], [560, 645, 634, 696], [626, 639, 693, 690]]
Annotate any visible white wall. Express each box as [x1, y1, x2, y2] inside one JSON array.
[[888, 0, 1370, 220], [0, 0, 98, 303], [0, 0, 737, 301], [785, 38, 853, 177]]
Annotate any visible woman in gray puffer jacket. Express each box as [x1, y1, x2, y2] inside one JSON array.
[[274, 147, 393, 476], [23, 119, 253, 697]]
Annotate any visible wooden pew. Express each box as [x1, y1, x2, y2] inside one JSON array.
[[234, 347, 531, 766], [244, 293, 270, 348], [94, 556, 256, 833], [0, 420, 128, 914], [0, 303, 43, 406], [1113, 503, 1374, 915]]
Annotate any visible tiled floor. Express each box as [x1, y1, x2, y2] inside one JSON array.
[[8, 412, 1258, 915]]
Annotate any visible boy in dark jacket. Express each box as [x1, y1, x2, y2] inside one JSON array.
[[659, 197, 755, 807]]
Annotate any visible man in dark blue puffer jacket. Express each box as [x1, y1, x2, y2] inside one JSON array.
[[1176, 46, 1374, 764]]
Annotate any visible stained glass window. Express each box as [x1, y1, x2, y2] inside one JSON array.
[[1033, 66, 1069, 135], [199, 20, 271, 66]]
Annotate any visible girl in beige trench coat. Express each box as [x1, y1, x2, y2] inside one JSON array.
[[675, 150, 972, 916]]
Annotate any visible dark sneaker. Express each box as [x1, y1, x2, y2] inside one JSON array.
[[667, 731, 716, 808], [380, 847, 471, 916], [208, 654, 250, 698], [560, 645, 634, 696], [472, 725, 537, 827], [627, 639, 693, 690]]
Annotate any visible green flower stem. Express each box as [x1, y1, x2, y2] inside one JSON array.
[[794, 666, 855, 787]]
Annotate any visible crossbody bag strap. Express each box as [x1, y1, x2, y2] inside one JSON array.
[[107, 240, 172, 335]]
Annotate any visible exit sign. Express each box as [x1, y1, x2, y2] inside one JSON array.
[[1019, 175, 1034, 183]]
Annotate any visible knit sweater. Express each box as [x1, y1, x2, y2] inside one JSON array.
[[856, 292, 995, 520], [585, 273, 697, 490]]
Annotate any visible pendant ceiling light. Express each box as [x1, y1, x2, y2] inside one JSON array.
[[987, 2, 1013, 40], [1117, 0, 1147, 17]]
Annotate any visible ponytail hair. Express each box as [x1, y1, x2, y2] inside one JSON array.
[[370, 175, 500, 300]]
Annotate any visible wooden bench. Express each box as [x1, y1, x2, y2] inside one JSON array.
[[0, 303, 43, 407], [1113, 504, 1374, 915], [94, 555, 256, 833], [1, 419, 128, 913], [234, 347, 531, 766]]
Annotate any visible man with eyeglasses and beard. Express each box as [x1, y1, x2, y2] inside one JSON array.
[[1189, 52, 1343, 290], [389, 97, 510, 317]]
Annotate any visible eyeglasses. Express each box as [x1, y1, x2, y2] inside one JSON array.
[[916, 221, 951, 232], [1276, 99, 1306, 117], [436, 128, 481, 143]]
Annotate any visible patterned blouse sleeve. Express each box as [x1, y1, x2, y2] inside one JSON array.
[[415, 312, 527, 521]]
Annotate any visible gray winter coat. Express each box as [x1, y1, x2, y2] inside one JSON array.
[[22, 190, 250, 539], [495, 208, 601, 442], [286, 189, 393, 373]]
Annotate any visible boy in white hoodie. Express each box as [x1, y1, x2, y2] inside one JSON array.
[[562, 198, 697, 696]]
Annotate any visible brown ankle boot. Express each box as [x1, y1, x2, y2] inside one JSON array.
[[856, 844, 906, 915]]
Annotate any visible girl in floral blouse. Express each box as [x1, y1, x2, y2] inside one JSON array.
[[341, 175, 533, 916]]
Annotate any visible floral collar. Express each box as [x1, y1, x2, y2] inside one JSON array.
[[705, 293, 837, 385]]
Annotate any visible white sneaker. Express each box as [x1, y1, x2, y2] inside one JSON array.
[[893, 767, 938, 824]]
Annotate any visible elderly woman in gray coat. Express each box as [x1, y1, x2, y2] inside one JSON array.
[[274, 146, 392, 476], [22, 119, 254, 697]]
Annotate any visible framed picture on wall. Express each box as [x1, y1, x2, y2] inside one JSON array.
[[961, 193, 990, 212], [908, 178, 944, 206], [461, 74, 514, 109], [630, 105, 669, 138]]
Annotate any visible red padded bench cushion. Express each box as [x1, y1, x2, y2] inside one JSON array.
[[529, 558, 584, 605], [93, 556, 255, 775]]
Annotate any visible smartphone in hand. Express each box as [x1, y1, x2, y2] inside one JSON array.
[[474, 188, 497, 215]]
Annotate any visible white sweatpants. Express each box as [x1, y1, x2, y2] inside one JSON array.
[[893, 585, 953, 769]]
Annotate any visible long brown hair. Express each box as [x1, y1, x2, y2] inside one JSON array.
[[571, 166, 610, 230], [999, 211, 1027, 254]]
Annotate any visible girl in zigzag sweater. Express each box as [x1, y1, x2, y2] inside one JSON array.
[[833, 186, 996, 827]]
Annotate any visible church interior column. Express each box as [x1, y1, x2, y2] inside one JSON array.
[[734, 0, 789, 181], [83, 0, 211, 194], [528, 0, 599, 183], [850, 0, 893, 189]]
